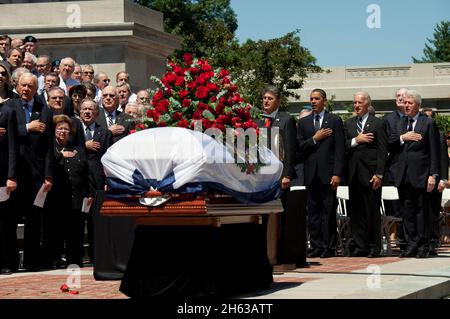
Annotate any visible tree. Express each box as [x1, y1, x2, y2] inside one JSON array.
[[230, 30, 321, 110], [134, 1, 321, 110], [133, 0, 238, 59], [413, 21, 450, 63]]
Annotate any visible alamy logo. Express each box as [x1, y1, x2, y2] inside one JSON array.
[[366, 4, 381, 29], [66, 4, 81, 29]]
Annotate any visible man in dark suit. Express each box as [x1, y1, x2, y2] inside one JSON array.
[[297, 88, 345, 258], [389, 90, 440, 258], [258, 85, 301, 267], [344, 92, 388, 257], [97, 85, 134, 144], [76, 98, 134, 279], [383, 88, 408, 250], [5, 72, 54, 270], [36, 72, 73, 116], [0, 97, 18, 274]]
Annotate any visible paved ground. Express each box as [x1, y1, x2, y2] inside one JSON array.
[[1, 245, 449, 300]]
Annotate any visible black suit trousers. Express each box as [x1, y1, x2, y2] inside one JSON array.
[[349, 177, 382, 253], [306, 176, 337, 252], [398, 183, 432, 251]]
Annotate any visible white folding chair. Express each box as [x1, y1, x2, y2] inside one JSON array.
[[380, 186, 402, 255], [336, 186, 351, 255], [440, 188, 450, 243]]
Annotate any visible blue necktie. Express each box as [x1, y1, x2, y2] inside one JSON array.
[[23, 103, 31, 124], [407, 118, 414, 132]]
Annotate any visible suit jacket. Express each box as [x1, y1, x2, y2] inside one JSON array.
[[389, 113, 440, 188], [49, 143, 94, 210], [383, 110, 404, 182], [344, 114, 388, 187], [258, 110, 297, 179], [72, 117, 113, 190], [5, 97, 55, 180], [297, 111, 345, 185], [97, 108, 135, 144], [0, 103, 19, 183], [36, 92, 74, 117]]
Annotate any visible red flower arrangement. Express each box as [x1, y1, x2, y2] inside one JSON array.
[[132, 53, 265, 174]]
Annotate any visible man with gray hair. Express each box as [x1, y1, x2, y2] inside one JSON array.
[[344, 91, 388, 257], [58, 57, 79, 94], [383, 87, 409, 250], [389, 89, 440, 258]]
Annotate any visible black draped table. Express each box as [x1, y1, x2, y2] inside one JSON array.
[[100, 194, 282, 298]]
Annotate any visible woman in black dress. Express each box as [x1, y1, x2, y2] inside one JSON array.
[[45, 115, 94, 267]]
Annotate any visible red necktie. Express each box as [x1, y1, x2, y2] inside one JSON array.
[[264, 117, 271, 128]]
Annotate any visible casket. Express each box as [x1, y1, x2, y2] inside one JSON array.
[[100, 191, 283, 227]]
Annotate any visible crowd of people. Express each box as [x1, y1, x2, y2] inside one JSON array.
[[0, 33, 449, 277], [0, 34, 146, 276], [260, 85, 449, 267]]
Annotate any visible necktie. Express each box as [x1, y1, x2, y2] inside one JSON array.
[[85, 126, 93, 140], [407, 118, 414, 132], [356, 117, 363, 134], [314, 114, 320, 131], [264, 117, 271, 128], [23, 103, 31, 124], [107, 113, 114, 127]]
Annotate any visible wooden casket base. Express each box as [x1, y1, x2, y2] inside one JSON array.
[[100, 193, 282, 298]]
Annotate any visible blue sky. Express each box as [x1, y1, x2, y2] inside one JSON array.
[[230, 0, 450, 67]]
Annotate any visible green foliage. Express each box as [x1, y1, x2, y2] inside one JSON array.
[[133, 1, 320, 111], [413, 21, 450, 63], [325, 94, 336, 113], [133, 0, 238, 60], [435, 114, 450, 133], [228, 30, 321, 110]]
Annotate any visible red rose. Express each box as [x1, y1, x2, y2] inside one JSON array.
[[157, 121, 167, 127], [195, 86, 210, 99], [202, 118, 212, 129], [173, 65, 184, 76], [231, 117, 241, 126], [155, 99, 169, 113], [189, 67, 199, 74], [177, 119, 189, 128], [129, 129, 136, 134], [60, 284, 69, 292], [137, 124, 145, 130], [163, 72, 177, 84], [187, 80, 197, 90], [182, 98, 191, 107], [178, 90, 189, 99], [152, 90, 164, 103], [192, 112, 202, 120], [212, 123, 225, 132], [207, 82, 218, 92], [69, 290, 79, 295], [219, 68, 230, 78], [172, 112, 182, 121], [175, 76, 185, 87], [183, 53, 193, 65]]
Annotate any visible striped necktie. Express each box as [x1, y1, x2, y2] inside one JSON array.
[[356, 117, 363, 134], [107, 113, 114, 127]]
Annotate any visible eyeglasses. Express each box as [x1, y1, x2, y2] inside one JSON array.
[[50, 96, 64, 100], [0, 71, 7, 77], [102, 93, 116, 98], [83, 71, 94, 75], [102, 79, 110, 83], [139, 96, 149, 101]]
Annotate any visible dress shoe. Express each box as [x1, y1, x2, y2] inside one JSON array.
[[428, 249, 438, 256], [320, 250, 335, 258], [368, 250, 380, 258], [307, 249, 323, 258], [0, 268, 12, 275], [416, 249, 429, 259], [352, 249, 368, 257], [400, 247, 418, 258]]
